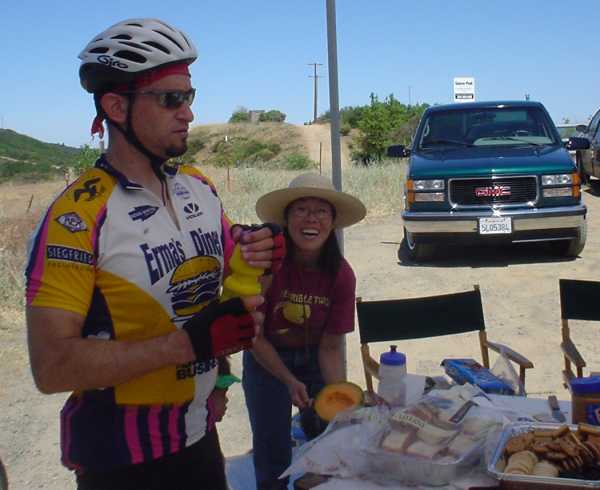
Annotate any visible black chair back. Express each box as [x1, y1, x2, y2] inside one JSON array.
[[560, 279, 600, 321], [357, 288, 486, 344]]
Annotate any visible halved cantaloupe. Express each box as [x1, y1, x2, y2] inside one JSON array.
[[300, 381, 364, 440], [313, 381, 364, 422]]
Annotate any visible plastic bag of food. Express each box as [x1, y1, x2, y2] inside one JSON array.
[[363, 387, 507, 486]]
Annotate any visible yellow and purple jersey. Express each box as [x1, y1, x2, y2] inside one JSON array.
[[25, 156, 235, 471]]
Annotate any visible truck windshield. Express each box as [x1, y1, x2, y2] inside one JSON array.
[[418, 107, 558, 150]]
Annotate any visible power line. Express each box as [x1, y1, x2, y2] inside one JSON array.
[[308, 62, 323, 123]]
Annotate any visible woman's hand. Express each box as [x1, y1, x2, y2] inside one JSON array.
[[286, 377, 310, 408]]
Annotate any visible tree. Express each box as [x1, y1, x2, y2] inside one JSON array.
[[229, 107, 250, 123], [350, 94, 428, 165], [258, 110, 286, 123], [71, 144, 101, 175]]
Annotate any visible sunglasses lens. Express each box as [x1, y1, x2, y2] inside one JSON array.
[[160, 90, 195, 109]]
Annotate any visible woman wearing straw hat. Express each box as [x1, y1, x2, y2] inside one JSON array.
[[242, 173, 366, 490]]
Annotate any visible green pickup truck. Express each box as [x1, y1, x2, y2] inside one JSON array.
[[388, 101, 590, 262]]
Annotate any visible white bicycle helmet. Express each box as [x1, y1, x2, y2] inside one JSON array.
[[79, 18, 197, 93]]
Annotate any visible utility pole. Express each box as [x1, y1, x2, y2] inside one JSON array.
[[408, 86, 412, 106], [308, 62, 322, 123], [326, 0, 342, 252]]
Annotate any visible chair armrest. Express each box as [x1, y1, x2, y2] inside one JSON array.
[[364, 357, 380, 380], [561, 339, 586, 368], [486, 340, 534, 369]]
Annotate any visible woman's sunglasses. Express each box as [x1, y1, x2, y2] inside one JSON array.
[[123, 88, 196, 109]]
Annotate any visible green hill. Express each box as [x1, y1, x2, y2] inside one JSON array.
[[0, 129, 100, 182], [0, 129, 80, 166]]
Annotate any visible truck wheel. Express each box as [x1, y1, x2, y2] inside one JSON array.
[[552, 221, 587, 258], [399, 228, 435, 262]]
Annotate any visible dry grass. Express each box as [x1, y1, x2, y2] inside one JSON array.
[[203, 160, 406, 224], [0, 162, 405, 337]]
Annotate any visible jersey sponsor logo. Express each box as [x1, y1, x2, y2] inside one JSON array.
[[141, 239, 186, 285], [190, 229, 223, 256], [183, 202, 203, 220], [129, 205, 159, 222], [167, 256, 221, 319], [176, 358, 217, 380], [46, 245, 94, 265], [97, 54, 128, 69], [73, 177, 105, 202], [56, 212, 87, 233], [173, 182, 191, 199]]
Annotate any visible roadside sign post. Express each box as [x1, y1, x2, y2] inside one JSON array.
[[453, 77, 475, 103]]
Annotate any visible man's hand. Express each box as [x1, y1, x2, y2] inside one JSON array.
[[181, 296, 263, 361], [231, 223, 286, 273], [208, 388, 229, 422]]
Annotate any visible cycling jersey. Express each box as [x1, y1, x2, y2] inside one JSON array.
[[25, 156, 235, 472]]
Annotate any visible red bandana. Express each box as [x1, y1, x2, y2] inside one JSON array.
[[90, 63, 191, 137]]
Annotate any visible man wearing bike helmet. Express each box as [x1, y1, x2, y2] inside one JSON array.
[[24, 18, 284, 490]]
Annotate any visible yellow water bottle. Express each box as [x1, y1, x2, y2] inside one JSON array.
[[220, 244, 263, 302]]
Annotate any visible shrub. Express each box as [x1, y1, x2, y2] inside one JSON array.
[[280, 153, 315, 170], [259, 110, 286, 123], [229, 107, 251, 123]]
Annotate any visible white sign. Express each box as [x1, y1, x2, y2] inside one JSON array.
[[453, 77, 475, 103]]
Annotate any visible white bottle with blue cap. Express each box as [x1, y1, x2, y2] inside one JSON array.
[[377, 345, 407, 407]]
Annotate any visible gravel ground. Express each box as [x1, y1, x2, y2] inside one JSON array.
[[2, 185, 600, 489]]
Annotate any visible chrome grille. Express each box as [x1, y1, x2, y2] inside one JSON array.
[[450, 176, 537, 206]]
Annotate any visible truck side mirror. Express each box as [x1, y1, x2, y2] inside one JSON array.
[[575, 125, 588, 133], [566, 137, 590, 151], [387, 145, 409, 158]]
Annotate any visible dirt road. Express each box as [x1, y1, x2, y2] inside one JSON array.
[[296, 122, 352, 168], [2, 186, 600, 489]]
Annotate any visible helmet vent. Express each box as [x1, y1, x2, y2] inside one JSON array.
[[153, 30, 183, 52], [143, 41, 170, 54], [113, 50, 147, 64], [89, 47, 109, 54], [180, 34, 192, 50], [120, 41, 153, 52], [111, 34, 132, 40], [125, 22, 143, 28]]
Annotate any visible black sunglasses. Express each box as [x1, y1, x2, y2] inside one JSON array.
[[122, 88, 196, 109]]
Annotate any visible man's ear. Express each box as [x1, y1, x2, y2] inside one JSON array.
[[100, 93, 129, 124]]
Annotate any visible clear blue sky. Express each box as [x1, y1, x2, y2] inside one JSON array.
[[2, 1, 599, 148]]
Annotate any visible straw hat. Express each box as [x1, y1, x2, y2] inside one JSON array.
[[256, 173, 366, 228]]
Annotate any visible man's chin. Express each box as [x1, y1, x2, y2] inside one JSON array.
[[166, 143, 188, 158]]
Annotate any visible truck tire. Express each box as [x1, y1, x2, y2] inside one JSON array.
[[399, 228, 435, 262], [552, 220, 587, 258]]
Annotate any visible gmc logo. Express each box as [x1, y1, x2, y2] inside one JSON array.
[[97, 55, 128, 69], [475, 185, 511, 197]]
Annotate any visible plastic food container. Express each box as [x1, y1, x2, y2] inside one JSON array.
[[571, 376, 600, 425], [488, 422, 600, 489], [364, 431, 484, 486]]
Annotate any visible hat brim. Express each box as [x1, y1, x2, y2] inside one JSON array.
[[256, 186, 366, 228]]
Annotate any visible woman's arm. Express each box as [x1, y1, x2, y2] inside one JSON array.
[[318, 332, 346, 384], [251, 336, 310, 407]]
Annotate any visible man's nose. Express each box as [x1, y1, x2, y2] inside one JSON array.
[[179, 102, 194, 122]]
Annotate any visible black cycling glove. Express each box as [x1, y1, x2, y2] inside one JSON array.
[[234, 222, 286, 275], [182, 298, 255, 361]]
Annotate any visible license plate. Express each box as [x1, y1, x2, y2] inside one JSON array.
[[479, 217, 512, 235]]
